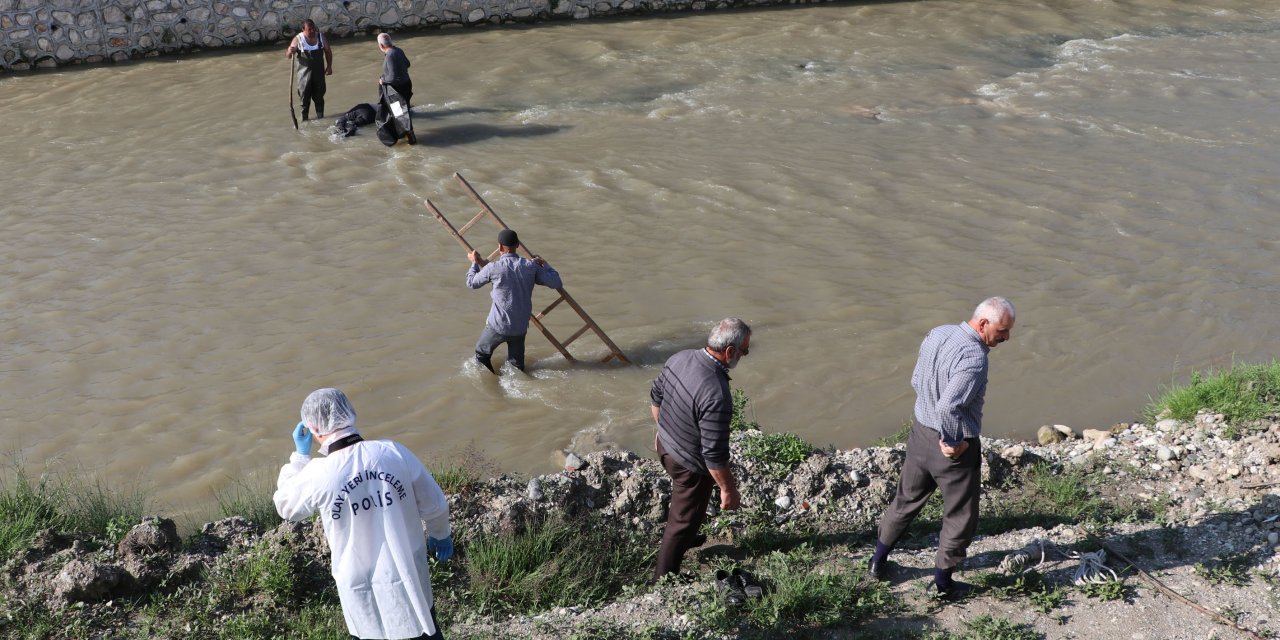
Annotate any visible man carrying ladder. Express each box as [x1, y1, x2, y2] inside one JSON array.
[[466, 229, 562, 373]]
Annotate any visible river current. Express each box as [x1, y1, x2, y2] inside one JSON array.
[[2, 0, 1278, 521]]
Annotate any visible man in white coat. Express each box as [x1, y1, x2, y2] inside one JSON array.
[[275, 388, 453, 640]]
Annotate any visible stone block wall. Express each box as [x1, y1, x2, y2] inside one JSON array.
[[0, 0, 833, 72]]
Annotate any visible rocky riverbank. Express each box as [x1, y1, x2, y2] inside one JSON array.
[[4, 409, 1280, 639]]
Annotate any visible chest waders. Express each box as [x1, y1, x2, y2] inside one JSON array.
[[296, 35, 326, 119]]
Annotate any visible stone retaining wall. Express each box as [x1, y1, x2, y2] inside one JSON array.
[[1, 0, 835, 72]]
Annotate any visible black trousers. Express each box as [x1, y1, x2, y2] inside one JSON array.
[[654, 440, 714, 579], [876, 419, 981, 570]]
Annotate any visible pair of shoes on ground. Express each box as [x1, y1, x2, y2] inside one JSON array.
[[715, 567, 764, 606]]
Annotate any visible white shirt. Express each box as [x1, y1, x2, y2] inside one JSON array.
[[275, 438, 451, 639]]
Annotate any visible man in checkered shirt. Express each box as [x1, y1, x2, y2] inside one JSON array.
[[867, 296, 1016, 598]]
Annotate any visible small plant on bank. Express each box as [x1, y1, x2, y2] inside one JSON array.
[[951, 615, 1042, 640], [974, 570, 1065, 614], [730, 388, 761, 433], [1194, 552, 1254, 586], [873, 420, 913, 447], [1079, 577, 1128, 601], [739, 431, 813, 482], [432, 462, 480, 495], [431, 443, 498, 495]]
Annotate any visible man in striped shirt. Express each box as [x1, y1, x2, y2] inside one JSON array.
[[650, 317, 751, 579], [868, 297, 1016, 598]]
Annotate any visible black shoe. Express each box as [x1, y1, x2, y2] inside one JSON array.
[[301, 112, 309, 122], [867, 556, 891, 581], [732, 568, 763, 599], [929, 579, 974, 599], [715, 569, 746, 606], [317, 110, 324, 119], [690, 534, 707, 549]]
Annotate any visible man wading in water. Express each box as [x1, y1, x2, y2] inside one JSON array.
[[285, 19, 333, 121]]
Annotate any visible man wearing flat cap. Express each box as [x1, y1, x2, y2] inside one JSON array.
[[466, 229, 562, 373]]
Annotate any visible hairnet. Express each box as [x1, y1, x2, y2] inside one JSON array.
[[301, 388, 357, 436]]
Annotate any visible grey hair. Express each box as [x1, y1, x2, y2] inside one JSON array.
[[377, 33, 392, 47], [972, 296, 1015, 323], [706, 317, 751, 351], [301, 388, 358, 436]]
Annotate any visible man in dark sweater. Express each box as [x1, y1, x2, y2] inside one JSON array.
[[376, 32, 412, 105], [649, 317, 752, 579]]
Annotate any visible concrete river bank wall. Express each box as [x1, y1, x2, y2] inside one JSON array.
[[1, 0, 838, 72]]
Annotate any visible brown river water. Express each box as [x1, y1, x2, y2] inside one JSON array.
[[2, 0, 1279, 522]]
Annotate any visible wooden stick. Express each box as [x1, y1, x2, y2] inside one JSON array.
[[288, 55, 299, 130]]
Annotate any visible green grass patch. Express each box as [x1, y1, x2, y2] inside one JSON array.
[[709, 506, 820, 556], [938, 615, 1042, 640], [982, 463, 1110, 534], [0, 468, 64, 561], [213, 472, 282, 530], [690, 544, 892, 637], [0, 461, 150, 562], [450, 513, 653, 618], [1145, 361, 1280, 424]]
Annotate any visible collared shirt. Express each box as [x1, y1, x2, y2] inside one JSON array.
[[466, 253, 562, 336], [650, 348, 733, 475], [911, 322, 990, 443]]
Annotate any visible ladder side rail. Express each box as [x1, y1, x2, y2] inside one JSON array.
[[529, 316, 576, 362], [555, 289, 632, 364], [426, 199, 477, 252]]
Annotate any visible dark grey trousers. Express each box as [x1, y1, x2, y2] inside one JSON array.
[[876, 419, 981, 570]]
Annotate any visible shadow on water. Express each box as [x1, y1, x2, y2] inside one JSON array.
[[413, 106, 504, 119], [416, 123, 567, 147]]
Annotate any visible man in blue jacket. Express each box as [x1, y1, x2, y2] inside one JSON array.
[[466, 229, 562, 373]]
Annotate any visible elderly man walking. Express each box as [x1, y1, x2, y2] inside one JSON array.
[[650, 317, 751, 580], [274, 388, 454, 639], [868, 297, 1016, 598]]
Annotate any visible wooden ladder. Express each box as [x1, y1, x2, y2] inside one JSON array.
[[426, 173, 632, 366]]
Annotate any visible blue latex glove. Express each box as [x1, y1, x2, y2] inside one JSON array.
[[428, 535, 454, 562], [292, 421, 312, 455]]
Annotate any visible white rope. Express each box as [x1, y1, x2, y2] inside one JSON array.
[[998, 538, 1047, 575], [1070, 549, 1119, 585]]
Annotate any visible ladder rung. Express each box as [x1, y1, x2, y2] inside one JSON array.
[[561, 324, 591, 347], [537, 294, 567, 318], [457, 210, 488, 236]]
